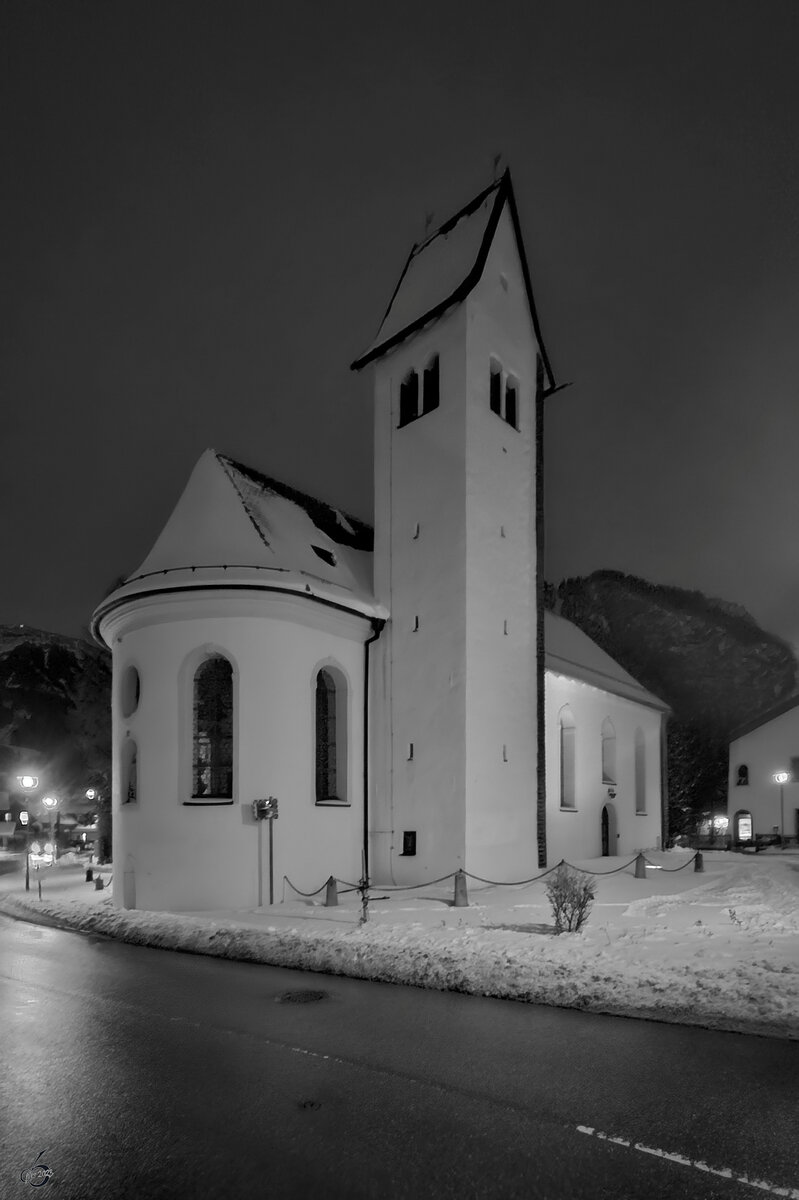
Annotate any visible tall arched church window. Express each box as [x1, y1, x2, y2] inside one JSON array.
[[634, 727, 646, 813], [399, 369, 419, 427], [559, 706, 576, 809], [122, 739, 138, 804], [601, 718, 617, 786], [192, 656, 233, 798], [736, 764, 749, 786], [316, 668, 347, 803]]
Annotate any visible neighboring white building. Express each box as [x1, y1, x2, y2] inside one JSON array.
[[727, 697, 799, 846], [92, 172, 669, 911]]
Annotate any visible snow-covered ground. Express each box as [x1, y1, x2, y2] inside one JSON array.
[[1, 848, 798, 1039]]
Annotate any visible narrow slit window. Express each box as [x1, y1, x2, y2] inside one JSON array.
[[422, 354, 439, 414], [412, 522, 420, 539], [399, 370, 419, 427], [412, 615, 419, 631], [407, 742, 414, 761]]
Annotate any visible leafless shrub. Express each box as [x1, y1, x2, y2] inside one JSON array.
[[545, 864, 596, 934]]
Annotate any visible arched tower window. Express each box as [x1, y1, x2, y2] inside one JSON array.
[[489, 358, 502, 415], [505, 375, 518, 429], [601, 718, 617, 786], [192, 656, 233, 798], [315, 667, 348, 803], [559, 706, 576, 809], [634, 727, 646, 813], [422, 354, 439, 414], [399, 369, 419, 427]]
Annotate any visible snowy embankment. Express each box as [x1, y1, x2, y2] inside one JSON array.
[[2, 850, 798, 1039]]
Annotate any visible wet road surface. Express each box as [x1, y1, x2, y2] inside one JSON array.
[[1, 911, 798, 1198]]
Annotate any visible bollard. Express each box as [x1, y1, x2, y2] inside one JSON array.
[[95, 876, 104, 890], [453, 869, 469, 907], [85, 868, 94, 882], [324, 875, 338, 907], [694, 851, 704, 873], [634, 852, 647, 879]]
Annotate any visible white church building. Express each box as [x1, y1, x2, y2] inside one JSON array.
[[92, 172, 668, 912]]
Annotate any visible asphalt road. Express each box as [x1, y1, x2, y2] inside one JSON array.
[[1, 910, 797, 1200]]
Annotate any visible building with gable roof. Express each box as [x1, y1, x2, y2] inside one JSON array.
[[727, 697, 799, 846], [93, 171, 668, 912]]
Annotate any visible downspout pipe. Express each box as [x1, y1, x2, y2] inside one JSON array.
[[363, 617, 386, 881]]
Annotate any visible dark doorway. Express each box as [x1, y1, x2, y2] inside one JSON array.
[[601, 806, 609, 856]]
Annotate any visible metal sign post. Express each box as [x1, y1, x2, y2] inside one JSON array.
[[252, 797, 279, 906]]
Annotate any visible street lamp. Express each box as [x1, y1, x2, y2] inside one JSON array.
[[42, 796, 58, 864], [774, 772, 790, 848], [17, 775, 39, 891]]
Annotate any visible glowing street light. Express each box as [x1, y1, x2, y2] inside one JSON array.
[[17, 774, 39, 891], [42, 795, 59, 863], [774, 772, 790, 847]]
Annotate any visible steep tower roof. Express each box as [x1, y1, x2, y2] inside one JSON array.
[[91, 450, 384, 641], [351, 170, 555, 387]]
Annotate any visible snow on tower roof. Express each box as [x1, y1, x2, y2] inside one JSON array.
[[91, 450, 385, 642], [351, 170, 555, 385], [545, 611, 670, 712]]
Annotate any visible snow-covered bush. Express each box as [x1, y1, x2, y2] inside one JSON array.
[[545, 865, 596, 934]]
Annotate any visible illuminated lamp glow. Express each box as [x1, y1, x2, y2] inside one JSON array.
[[18, 775, 39, 790], [774, 772, 790, 784]]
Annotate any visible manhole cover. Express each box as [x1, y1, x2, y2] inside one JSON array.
[[275, 989, 329, 1004]]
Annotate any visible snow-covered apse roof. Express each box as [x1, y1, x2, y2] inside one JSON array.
[[91, 449, 385, 637]]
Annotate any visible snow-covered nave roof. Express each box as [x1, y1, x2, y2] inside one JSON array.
[[545, 612, 669, 712]]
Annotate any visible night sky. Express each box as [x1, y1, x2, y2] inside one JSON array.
[[4, 1, 799, 652]]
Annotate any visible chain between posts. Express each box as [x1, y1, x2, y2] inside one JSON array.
[[282, 851, 700, 903]]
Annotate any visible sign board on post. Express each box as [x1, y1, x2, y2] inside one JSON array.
[[252, 797, 278, 821]]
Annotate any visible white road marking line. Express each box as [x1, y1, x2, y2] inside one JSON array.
[[576, 1126, 799, 1198]]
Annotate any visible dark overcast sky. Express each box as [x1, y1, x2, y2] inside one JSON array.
[[3, 0, 799, 652]]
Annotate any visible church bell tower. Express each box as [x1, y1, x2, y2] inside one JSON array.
[[352, 171, 556, 883]]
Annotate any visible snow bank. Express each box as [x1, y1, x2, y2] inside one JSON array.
[[2, 851, 798, 1040]]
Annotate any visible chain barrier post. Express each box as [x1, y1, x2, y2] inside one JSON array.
[[453, 869, 469, 907], [694, 851, 704, 872], [634, 853, 647, 879], [325, 875, 338, 907]]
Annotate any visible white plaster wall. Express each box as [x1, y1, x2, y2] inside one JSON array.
[[371, 310, 469, 882], [728, 712, 799, 840], [545, 672, 664, 863], [102, 589, 370, 911], [462, 205, 539, 878]]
